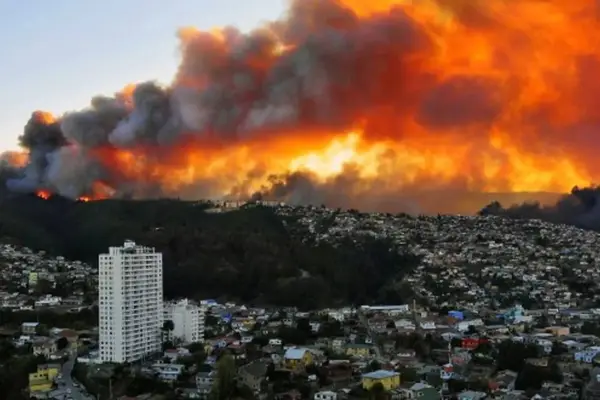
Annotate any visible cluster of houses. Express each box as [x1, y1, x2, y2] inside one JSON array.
[[275, 205, 600, 310], [10, 297, 600, 400], [0, 243, 95, 310], [8, 203, 600, 400], [80, 299, 600, 400]]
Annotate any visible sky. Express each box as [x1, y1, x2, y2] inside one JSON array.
[[0, 0, 287, 151]]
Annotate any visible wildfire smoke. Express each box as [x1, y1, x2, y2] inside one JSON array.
[[6, 0, 600, 214]]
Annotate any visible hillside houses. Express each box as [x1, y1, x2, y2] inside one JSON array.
[[275, 205, 600, 310]]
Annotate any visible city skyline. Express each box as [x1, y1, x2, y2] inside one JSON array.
[[0, 0, 286, 151]]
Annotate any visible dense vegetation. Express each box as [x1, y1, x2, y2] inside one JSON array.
[[0, 193, 420, 308]]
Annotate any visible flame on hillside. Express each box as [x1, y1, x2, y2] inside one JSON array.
[[36, 190, 51, 200]]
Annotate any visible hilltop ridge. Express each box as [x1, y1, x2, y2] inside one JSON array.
[[0, 195, 598, 309]]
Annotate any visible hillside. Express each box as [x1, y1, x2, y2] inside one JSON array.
[[2, 194, 600, 310], [0, 194, 419, 309]]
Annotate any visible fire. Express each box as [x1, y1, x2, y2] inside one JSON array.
[[36, 190, 51, 200], [31, 111, 56, 125], [1, 152, 28, 168], [143, 0, 600, 198], [8, 0, 600, 213]]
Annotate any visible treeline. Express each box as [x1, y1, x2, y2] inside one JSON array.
[[0, 194, 420, 309]]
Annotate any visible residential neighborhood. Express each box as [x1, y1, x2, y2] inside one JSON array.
[[9, 294, 600, 400], [2, 204, 600, 399]]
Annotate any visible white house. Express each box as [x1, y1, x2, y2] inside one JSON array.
[[152, 363, 185, 381], [456, 319, 484, 332], [314, 391, 337, 400], [575, 346, 600, 363]]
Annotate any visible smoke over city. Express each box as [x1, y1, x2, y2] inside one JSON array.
[[5, 0, 600, 214]]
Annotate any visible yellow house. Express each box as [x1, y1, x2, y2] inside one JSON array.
[[28, 272, 38, 288], [283, 347, 313, 370], [362, 370, 401, 391], [29, 364, 60, 393], [242, 319, 256, 330], [345, 343, 372, 357]]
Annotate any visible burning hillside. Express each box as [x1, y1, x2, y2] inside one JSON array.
[[5, 0, 600, 214]]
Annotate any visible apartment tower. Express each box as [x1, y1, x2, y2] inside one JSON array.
[[99, 240, 163, 363], [163, 299, 206, 344]]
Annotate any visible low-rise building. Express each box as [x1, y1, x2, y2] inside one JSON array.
[[238, 360, 268, 393], [576, 347, 600, 363], [22, 322, 39, 335], [403, 383, 440, 400], [196, 371, 216, 398], [314, 390, 338, 400], [283, 347, 313, 371], [164, 299, 205, 344], [362, 370, 401, 391], [345, 343, 372, 357], [28, 364, 60, 393], [32, 338, 57, 358], [152, 363, 184, 382]]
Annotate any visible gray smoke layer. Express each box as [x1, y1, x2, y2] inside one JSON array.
[[5, 0, 432, 202], [480, 186, 600, 230]]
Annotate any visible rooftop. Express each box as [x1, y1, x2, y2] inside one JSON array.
[[362, 370, 399, 379], [284, 347, 308, 360]]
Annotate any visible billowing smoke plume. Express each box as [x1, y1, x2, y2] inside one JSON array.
[[480, 186, 600, 230], [5, 0, 600, 214]]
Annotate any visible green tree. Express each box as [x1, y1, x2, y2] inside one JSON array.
[[36, 324, 50, 336], [296, 318, 311, 334], [210, 352, 236, 400], [397, 367, 418, 383], [0, 340, 16, 360], [56, 337, 69, 350], [34, 278, 53, 294], [191, 347, 207, 370], [369, 382, 386, 400], [366, 360, 381, 372], [187, 342, 205, 354], [551, 341, 568, 356], [0, 199, 423, 309], [496, 340, 538, 371]]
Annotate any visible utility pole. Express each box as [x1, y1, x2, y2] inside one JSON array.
[[108, 377, 113, 400], [412, 299, 421, 334]]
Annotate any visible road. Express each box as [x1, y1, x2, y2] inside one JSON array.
[[58, 348, 94, 400], [357, 309, 383, 359]]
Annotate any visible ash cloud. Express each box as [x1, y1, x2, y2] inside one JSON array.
[[249, 169, 563, 215], [2, 0, 599, 215], [480, 186, 600, 230], [6, 112, 67, 193], [4, 0, 437, 201]]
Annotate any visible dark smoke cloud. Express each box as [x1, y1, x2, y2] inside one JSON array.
[[61, 96, 127, 147], [2, 0, 596, 216], [480, 186, 600, 230], [249, 169, 563, 215], [4, 0, 435, 201], [6, 112, 67, 193]]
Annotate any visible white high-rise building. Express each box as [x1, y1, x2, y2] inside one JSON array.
[[99, 240, 163, 363], [163, 299, 206, 344]]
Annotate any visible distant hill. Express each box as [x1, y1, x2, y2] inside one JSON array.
[[0, 194, 419, 309]]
